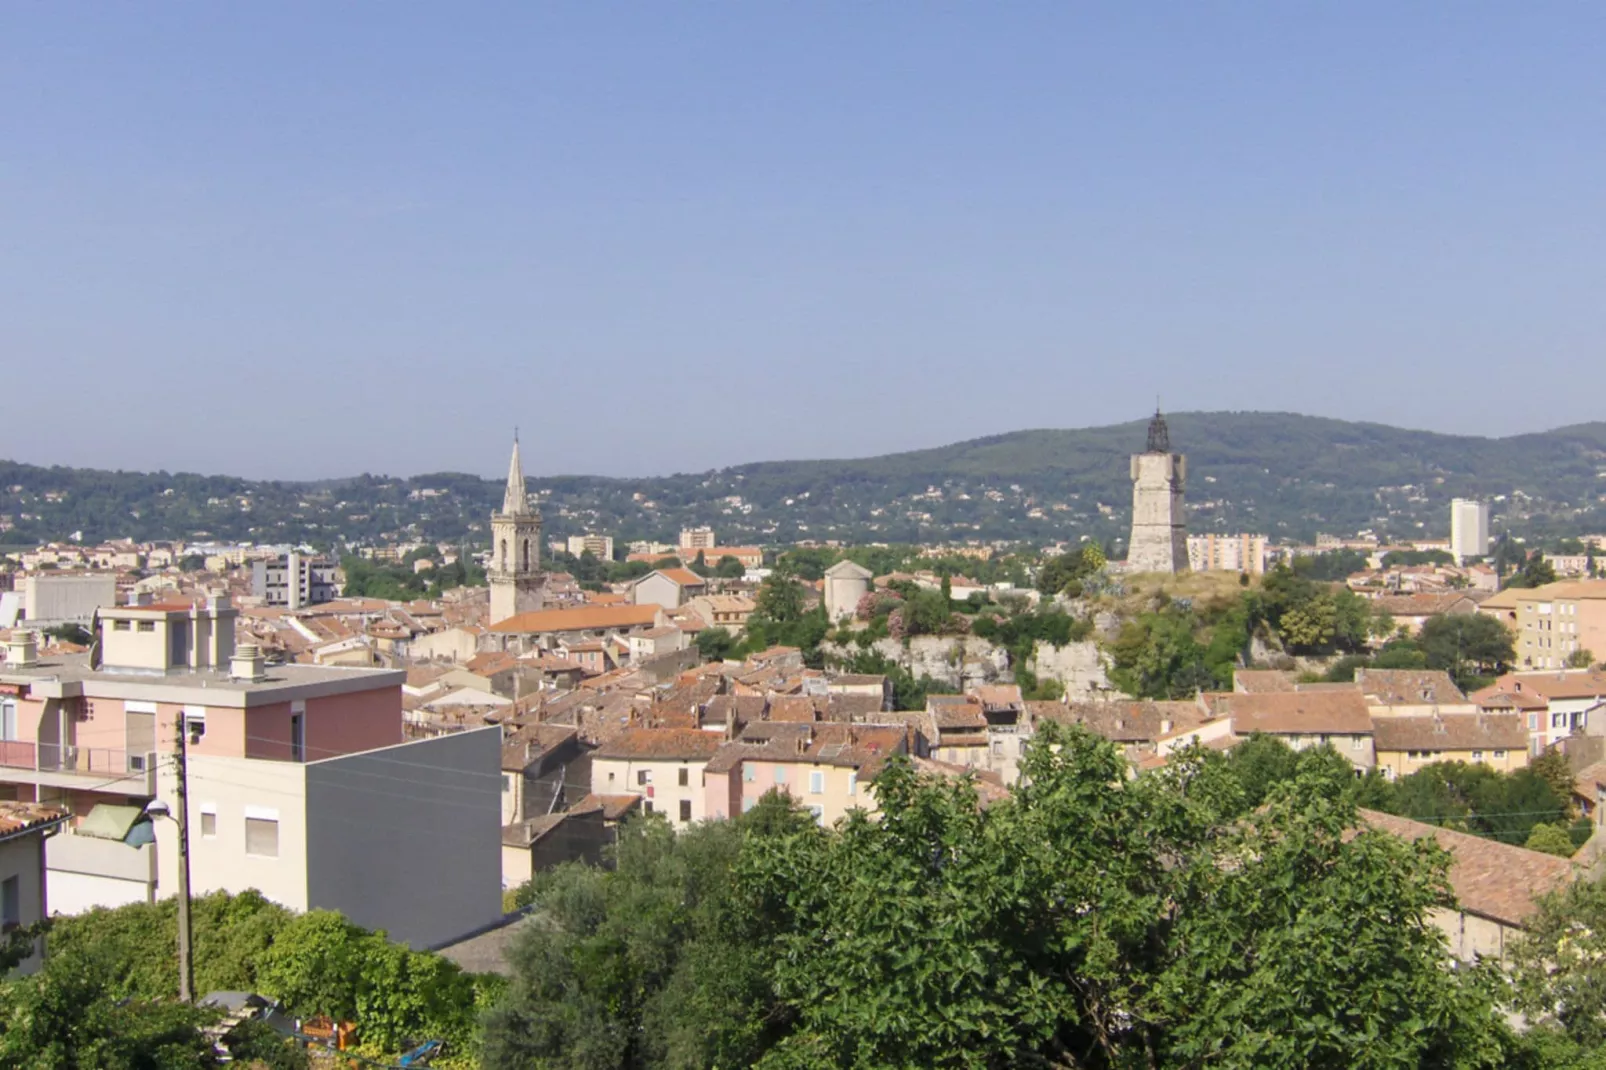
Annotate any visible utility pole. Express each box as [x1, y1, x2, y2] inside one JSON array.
[[174, 715, 195, 1003]]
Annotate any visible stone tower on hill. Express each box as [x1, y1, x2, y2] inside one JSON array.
[[488, 436, 545, 624], [1127, 409, 1189, 574]]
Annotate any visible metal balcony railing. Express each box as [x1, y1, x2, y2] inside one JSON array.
[[0, 742, 156, 778]]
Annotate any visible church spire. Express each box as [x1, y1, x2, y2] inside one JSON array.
[[502, 434, 528, 515]]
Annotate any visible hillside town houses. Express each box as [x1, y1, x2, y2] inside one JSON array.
[[6, 447, 1606, 982]]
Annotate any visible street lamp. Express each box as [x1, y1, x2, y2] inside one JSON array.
[[145, 795, 194, 1003]]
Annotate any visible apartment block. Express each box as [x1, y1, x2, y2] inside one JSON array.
[[250, 552, 339, 609], [1450, 499, 1491, 564], [565, 534, 615, 561], [1186, 533, 1270, 575], [1479, 581, 1606, 671]]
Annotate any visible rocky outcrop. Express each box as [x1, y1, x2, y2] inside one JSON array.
[[1029, 640, 1115, 700], [822, 636, 1009, 690]]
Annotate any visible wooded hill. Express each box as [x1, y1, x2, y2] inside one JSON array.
[[5, 412, 1604, 548]]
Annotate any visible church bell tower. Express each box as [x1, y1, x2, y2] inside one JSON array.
[[488, 435, 545, 623]]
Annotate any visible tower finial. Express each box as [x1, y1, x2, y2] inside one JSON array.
[[1146, 406, 1171, 453]]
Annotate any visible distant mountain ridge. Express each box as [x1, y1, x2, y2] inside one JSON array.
[[4, 412, 1604, 549]]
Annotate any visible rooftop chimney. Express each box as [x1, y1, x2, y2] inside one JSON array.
[[4, 631, 38, 669], [230, 643, 266, 683]]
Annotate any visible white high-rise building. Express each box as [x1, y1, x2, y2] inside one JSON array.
[[1450, 499, 1490, 564]]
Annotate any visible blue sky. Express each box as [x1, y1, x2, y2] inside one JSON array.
[[3, 5, 1603, 479]]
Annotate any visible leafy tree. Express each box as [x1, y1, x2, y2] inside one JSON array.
[[713, 555, 745, 579], [694, 626, 735, 663], [1525, 823, 1576, 857], [41, 623, 92, 646], [0, 943, 219, 1069], [689, 551, 712, 578], [1289, 548, 1371, 582], [1418, 613, 1515, 686], [1507, 551, 1558, 590], [1530, 748, 1578, 815], [1512, 877, 1606, 1050], [1568, 648, 1597, 669], [752, 565, 806, 625], [1108, 609, 1211, 699], [1221, 733, 1301, 808]]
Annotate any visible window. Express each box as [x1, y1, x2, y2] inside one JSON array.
[[1494, 750, 1507, 758], [847, 772, 857, 797], [136, 621, 155, 632], [643, 800, 653, 814], [0, 700, 14, 742], [742, 765, 756, 783], [0, 876, 17, 930], [1553, 713, 1567, 729], [200, 809, 217, 838], [290, 712, 305, 763], [1352, 737, 1363, 750], [678, 768, 689, 787], [637, 770, 652, 786], [245, 818, 279, 858], [773, 765, 786, 785], [607, 771, 616, 783], [679, 799, 692, 823], [809, 770, 824, 795], [991, 740, 1003, 757], [1472, 750, 1484, 760], [502, 775, 512, 791], [809, 805, 825, 824], [742, 797, 756, 813], [112, 620, 131, 632]]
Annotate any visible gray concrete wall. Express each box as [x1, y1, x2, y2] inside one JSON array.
[[304, 727, 502, 948], [23, 574, 116, 625]]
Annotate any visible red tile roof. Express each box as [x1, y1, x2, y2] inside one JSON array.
[[491, 604, 661, 633], [594, 727, 726, 762], [0, 802, 68, 841], [1206, 690, 1373, 735], [1359, 809, 1575, 927]]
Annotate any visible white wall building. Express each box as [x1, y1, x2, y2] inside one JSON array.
[[1451, 499, 1491, 564]]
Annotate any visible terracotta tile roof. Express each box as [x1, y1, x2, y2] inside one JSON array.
[[569, 793, 643, 821], [594, 727, 725, 762], [490, 604, 661, 634], [0, 801, 68, 840], [708, 723, 907, 777], [1358, 809, 1576, 927], [1355, 669, 1467, 706], [1468, 686, 1549, 712], [501, 723, 579, 771], [466, 652, 519, 676], [1233, 669, 1297, 693], [1573, 760, 1606, 800], [588, 592, 629, 605], [910, 757, 1011, 807], [769, 695, 823, 723], [928, 696, 986, 730], [971, 685, 1024, 710], [1372, 592, 1480, 617], [1371, 714, 1527, 753], [1206, 690, 1374, 735], [654, 568, 707, 588], [1039, 700, 1208, 744], [1488, 670, 1606, 703]]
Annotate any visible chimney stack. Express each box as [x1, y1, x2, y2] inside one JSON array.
[[4, 631, 39, 669], [230, 643, 266, 683]]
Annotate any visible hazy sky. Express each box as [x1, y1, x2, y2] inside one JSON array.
[[3, 5, 1603, 480]]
